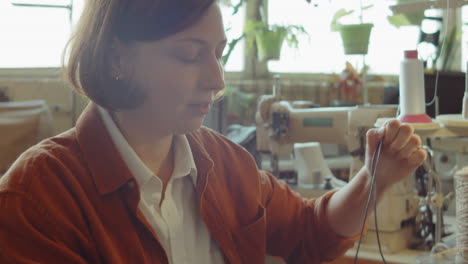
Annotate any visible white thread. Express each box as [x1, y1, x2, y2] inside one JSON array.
[[354, 139, 386, 264], [455, 171, 468, 263], [399, 52, 426, 116]]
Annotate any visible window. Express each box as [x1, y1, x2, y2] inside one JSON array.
[[0, 0, 244, 71], [267, 0, 421, 75], [462, 6, 468, 72], [0, 0, 73, 68], [220, 4, 245, 72]]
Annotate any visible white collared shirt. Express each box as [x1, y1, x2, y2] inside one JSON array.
[[98, 107, 225, 264]]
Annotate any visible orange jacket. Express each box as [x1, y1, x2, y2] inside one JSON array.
[[0, 104, 357, 264]]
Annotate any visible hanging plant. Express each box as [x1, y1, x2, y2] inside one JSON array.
[[244, 20, 308, 61]]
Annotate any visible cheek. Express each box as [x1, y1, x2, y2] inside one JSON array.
[[130, 52, 200, 113], [137, 68, 197, 112]]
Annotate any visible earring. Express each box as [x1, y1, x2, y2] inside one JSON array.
[[113, 70, 123, 81], [112, 55, 123, 81]]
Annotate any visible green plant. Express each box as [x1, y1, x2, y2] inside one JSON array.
[[330, 5, 373, 32], [244, 20, 308, 61], [220, 0, 245, 65], [223, 21, 307, 63], [330, 5, 374, 55], [244, 20, 306, 49], [437, 25, 461, 72], [330, 2, 423, 55], [221, 0, 308, 64], [387, 0, 425, 28], [331, 1, 423, 31]]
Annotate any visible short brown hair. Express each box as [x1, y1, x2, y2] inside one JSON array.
[[64, 0, 215, 110]]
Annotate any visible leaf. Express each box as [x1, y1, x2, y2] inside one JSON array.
[[231, 0, 244, 15], [244, 20, 267, 35], [441, 25, 458, 71], [387, 14, 411, 28], [222, 33, 245, 66], [387, 13, 424, 28], [361, 4, 373, 11], [331, 8, 354, 31]]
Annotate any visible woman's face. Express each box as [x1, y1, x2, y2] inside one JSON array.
[[118, 3, 226, 135]]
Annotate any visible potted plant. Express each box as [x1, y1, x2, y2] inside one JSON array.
[[244, 20, 308, 61], [221, 0, 308, 64], [387, 0, 425, 28], [331, 5, 374, 55], [331, 0, 425, 55]]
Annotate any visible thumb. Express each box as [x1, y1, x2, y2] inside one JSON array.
[[366, 128, 384, 158]]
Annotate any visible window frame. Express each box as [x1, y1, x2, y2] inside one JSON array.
[[0, 0, 465, 78]]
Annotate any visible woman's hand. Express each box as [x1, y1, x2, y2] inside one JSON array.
[[365, 119, 427, 192], [327, 119, 427, 238]]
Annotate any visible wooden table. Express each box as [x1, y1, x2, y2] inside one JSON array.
[[267, 246, 427, 264], [324, 248, 427, 264]]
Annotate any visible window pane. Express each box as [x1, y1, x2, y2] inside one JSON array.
[[267, 0, 420, 74], [0, 1, 245, 71], [462, 6, 468, 72], [220, 4, 245, 72], [0, 1, 71, 68]]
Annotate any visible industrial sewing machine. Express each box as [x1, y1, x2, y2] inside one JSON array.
[[255, 76, 468, 254]]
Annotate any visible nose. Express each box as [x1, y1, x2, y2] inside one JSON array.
[[202, 56, 225, 94]]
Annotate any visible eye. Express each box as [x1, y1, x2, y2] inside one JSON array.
[[173, 47, 202, 63], [176, 52, 200, 63]]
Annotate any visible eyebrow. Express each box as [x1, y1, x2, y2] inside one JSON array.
[[175, 37, 228, 47]]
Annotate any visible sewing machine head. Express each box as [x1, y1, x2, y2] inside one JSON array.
[[255, 93, 398, 177], [254, 94, 429, 253], [254, 66, 468, 252]]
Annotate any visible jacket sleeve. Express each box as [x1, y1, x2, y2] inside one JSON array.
[[0, 192, 90, 264], [260, 170, 360, 263]]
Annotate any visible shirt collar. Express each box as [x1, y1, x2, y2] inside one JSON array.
[[75, 103, 211, 196], [172, 134, 198, 184], [97, 106, 198, 188], [75, 104, 134, 195]]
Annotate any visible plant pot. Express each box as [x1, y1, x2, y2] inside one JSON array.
[[387, 0, 424, 28], [398, 0, 424, 25], [403, 12, 424, 25], [339, 23, 373, 55], [255, 29, 286, 61], [388, 12, 424, 27]]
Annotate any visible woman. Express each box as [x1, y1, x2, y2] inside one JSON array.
[[0, 0, 426, 263]]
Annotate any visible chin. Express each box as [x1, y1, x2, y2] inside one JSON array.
[[174, 117, 205, 135]]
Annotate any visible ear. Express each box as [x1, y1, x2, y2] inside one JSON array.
[[109, 38, 131, 79]]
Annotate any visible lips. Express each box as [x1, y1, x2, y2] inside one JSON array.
[[188, 102, 212, 115]]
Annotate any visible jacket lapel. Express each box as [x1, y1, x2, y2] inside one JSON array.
[[187, 132, 241, 264], [75, 103, 133, 195], [76, 103, 169, 262], [77, 106, 242, 263]]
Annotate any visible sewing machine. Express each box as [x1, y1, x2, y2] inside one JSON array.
[[254, 86, 468, 254], [254, 86, 426, 250]]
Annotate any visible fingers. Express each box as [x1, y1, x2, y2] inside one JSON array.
[[383, 119, 418, 152], [406, 148, 427, 167], [383, 120, 412, 149], [382, 119, 401, 147], [381, 119, 426, 166], [366, 128, 384, 155], [388, 125, 414, 154], [397, 135, 422, 159]]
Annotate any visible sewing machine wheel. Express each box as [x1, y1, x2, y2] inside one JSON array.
[[433, 151, 458, 180]]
